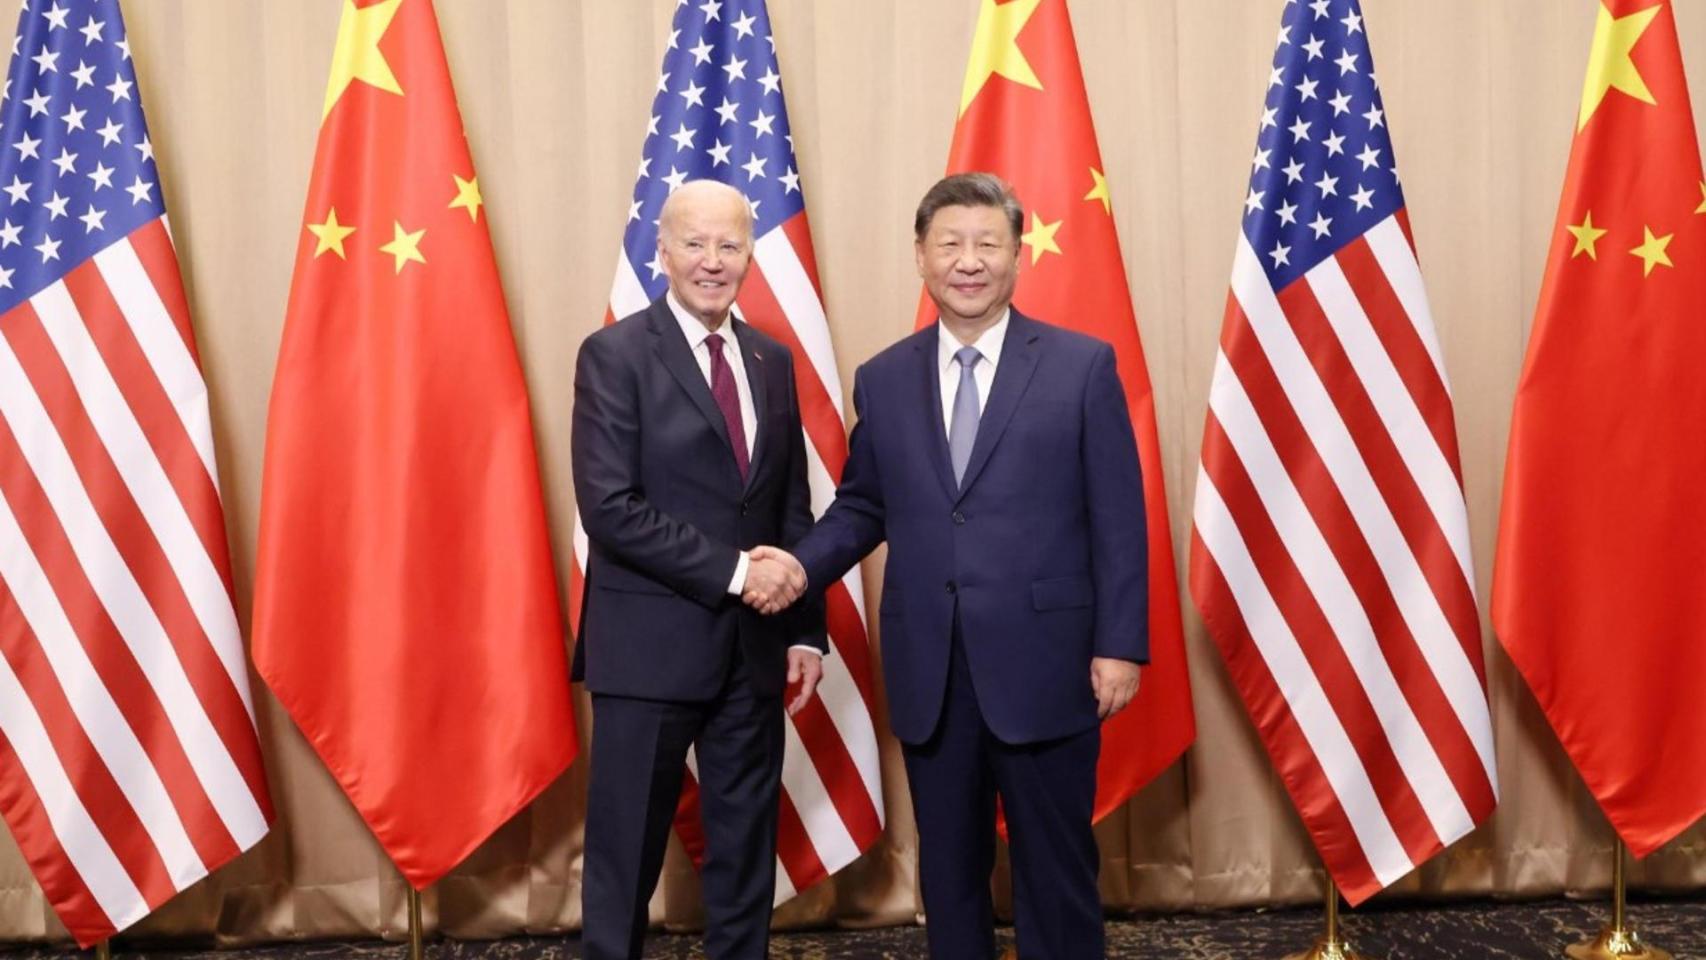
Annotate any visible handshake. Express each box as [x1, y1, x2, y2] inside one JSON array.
[[742, 545, 807, 615]]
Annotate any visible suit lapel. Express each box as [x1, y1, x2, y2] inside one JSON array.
[[914, 328, 958, 501], [732, 318, 769, 492], [649, 301, 739, 473], [956, 312, 1040, 502]]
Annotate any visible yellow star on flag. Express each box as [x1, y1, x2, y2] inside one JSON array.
[[380, 221, 427, 273], [1084, 168, 1111, 215], [323, 0, 405, 121], [1020, 210, 1062, 265], [1577, 1, 1661, 131], [1629, 225, 1673, 277], [960, 0, 1044, 116], [307, 207, 357, 259], [450, 174, 483, 222], [1696, 181, 1705, 214], [1566, 210, 1608, 259]]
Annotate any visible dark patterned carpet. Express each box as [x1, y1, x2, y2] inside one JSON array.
[[3, 897, 1702, 958]]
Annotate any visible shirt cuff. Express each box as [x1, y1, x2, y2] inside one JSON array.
[[788, 644, 824, 657], [727, 550, 750, 596]]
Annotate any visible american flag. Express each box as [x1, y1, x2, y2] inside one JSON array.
[[1188, 0, 1496, 905], [0, 0, 271, 945], [568, 0, 883, 902]]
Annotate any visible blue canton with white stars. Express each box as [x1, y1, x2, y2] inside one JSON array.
[[625, 0, 803, 290], [0, 0, 158, 314], [1245, 0, 1402, 290]]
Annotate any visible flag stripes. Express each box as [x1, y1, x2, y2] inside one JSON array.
[[0, 320, 233, 877], [1193, 215, 1495, 904], [777, 712, 862, 870], [0, 647, 151, 931], [771, 787, 823, 896], [1198, 391, 1453, 865], [0, 231, 270, 943], [0, 576, 181, 907], [1187, 520, 1393, 895], [756, 224, 847, 423], [1338, 229, 1462, 482]]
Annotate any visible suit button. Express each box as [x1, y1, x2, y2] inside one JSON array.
[[945, 580, 957, 595], [952, 511, 966, 525], [740, 501, 749, 516]]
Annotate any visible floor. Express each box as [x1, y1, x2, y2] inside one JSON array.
[[2, 896, 1701, 959]]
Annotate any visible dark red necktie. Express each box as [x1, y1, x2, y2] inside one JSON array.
[[705, 332, 749, 481]]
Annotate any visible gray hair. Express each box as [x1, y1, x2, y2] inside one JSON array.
[[913, 172, 1023, 242]]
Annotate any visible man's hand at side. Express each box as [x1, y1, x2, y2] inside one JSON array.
[[1090, 658, 1141, 719], [786, 647, 824, 716]]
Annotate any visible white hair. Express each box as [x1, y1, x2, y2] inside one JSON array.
[[657, 180, 754, 241]]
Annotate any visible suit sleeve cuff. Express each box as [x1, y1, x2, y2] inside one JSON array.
[[788, 644, 824, 657], [727, 551, 750, 596]]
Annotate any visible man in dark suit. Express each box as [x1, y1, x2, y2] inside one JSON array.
[[571, 179, 823, 960], [757, 173, 1147, 959]]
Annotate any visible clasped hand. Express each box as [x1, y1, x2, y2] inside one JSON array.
[[742, 545, 806, 614]]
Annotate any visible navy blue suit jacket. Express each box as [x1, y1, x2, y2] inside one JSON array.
[[793, 310, 1147, 745], [571, 298, 826, 702]]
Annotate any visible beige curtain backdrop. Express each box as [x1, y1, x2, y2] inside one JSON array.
[[1, 0, 1704, 944]]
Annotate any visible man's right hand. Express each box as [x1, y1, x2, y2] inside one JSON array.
[[743, 546, 806, 614]]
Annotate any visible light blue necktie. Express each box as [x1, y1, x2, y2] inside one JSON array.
[[948, 346, 983, 486]]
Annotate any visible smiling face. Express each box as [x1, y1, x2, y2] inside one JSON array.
[[657, 181, 754, 328], [915, 203, 1020, 330]]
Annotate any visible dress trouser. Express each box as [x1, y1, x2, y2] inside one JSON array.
[[581, 649, 784, 960], [902, 616, 1104, 960]]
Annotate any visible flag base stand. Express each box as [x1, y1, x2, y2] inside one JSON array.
[[407, 886, 425, 960], [1567, 929, 1670, 960], [1564, 841, 1669, 960], [1282, 878, 1372, 960]]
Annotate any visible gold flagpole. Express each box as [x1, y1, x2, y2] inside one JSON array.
[[407, 886, 425, 960], [1282, 876, 1371, 960], [1565, 839, 1670, 960], [94, 941, 111, 960]]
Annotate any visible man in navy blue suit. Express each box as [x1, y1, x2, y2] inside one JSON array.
[[572, 180, 825, 960], [757, 173, 1147, 959]]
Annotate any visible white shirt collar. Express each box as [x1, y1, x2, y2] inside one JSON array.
[[937, 308, 1011, 373], [665, 289, 736, 350]]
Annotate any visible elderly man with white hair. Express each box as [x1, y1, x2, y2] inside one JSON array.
[[570, 179, 825, 959]]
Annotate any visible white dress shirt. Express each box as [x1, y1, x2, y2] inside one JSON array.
[[937, 308, 1011, 435]]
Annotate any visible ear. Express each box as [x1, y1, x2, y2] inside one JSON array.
[[914, 240, 927, 278]]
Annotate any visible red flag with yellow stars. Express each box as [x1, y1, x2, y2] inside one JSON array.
[[1493, 0, 1706, 856], [925, 0, 1196, 822], [251, 0, 576, 887]]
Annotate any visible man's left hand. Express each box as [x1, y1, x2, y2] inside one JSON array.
[[786, 648, 824, 716], [1090, 658, 1141, 719]]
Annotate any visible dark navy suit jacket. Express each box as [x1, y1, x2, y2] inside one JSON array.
[[571, 298, 825, 702], [793, 310, 1148, 745]]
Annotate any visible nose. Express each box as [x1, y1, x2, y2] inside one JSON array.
[[955, 248, 984, 273]]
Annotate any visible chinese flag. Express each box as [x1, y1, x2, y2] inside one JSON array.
[[251, 0, 577, 887], [1492, 0, 1706, 856], [927, 0, 1196, 821]]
